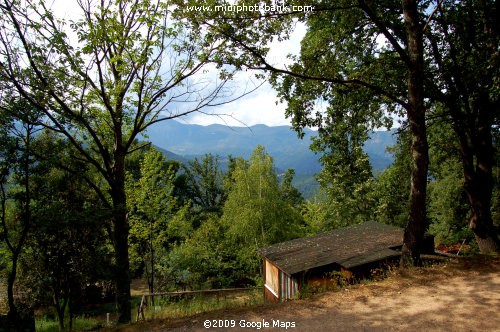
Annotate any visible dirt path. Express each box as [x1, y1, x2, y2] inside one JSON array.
[[123, 256, 500, 332]]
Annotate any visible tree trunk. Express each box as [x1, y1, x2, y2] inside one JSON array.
[[52, 289, 66, 332], [440, 0, 500, 253], [463, 149, 499, 253], [111, 150, 131, 323], [111, 188, 131, 323], [401, 0, 429, 267], [456, 98, 499, 252], [6, 251, 19, 324], [68, 290, 73, 331], [6, 124, 33, 328], [149, 223, 155, 306], [466, 171, 499, 252]]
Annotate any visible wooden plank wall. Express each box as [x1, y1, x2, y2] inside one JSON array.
[[280, 272, 298, 301], [264, 259, 280, 301], [263, 259, 299, 302]]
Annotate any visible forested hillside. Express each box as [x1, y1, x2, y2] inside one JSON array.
[[148, 121, 396, 197], [147, 121, 396, 174]]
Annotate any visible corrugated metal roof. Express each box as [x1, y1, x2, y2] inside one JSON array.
[[259, 221, 403, 274]]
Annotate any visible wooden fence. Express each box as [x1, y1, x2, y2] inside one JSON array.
[[136, 287, 258, 321]]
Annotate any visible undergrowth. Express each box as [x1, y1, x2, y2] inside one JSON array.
[[35, 316, 102, 332], [140, 289, 262, 321]]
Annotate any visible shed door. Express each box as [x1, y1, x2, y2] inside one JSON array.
[[265, 260, 280, 298]]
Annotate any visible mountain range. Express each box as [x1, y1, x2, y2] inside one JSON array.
[[146, 120, 397, 197]]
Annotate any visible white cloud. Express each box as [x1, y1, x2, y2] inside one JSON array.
[[181, 22, 307, 127], [182, 81, 290, 127], [49, 0, 80, 20], [266, 21, 306, 66]]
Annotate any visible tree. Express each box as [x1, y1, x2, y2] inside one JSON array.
[[426, 119, 474, 245], [427, 160, 472, 245], [127, 148, 190, 300], [0, 0, 238, 321], [371, 113, 496, 248], [423, 0, 499, 251], [194, 0, 499, 253], [23, 132, 112, 331], [400, 0, 428, 266], [0, 98, 42, 329], [370, 131, 412, 228], [311, 122, 376, 226], [221, 146, 304, 273], [166, 215, 243, 289], [301, 197, 340, 235], [185, 154, 227, 215], [279, 169, 304, 208], [169, 147, 304, 289]]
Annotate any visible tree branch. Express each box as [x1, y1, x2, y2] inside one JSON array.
[[208, 22, 409, 109]]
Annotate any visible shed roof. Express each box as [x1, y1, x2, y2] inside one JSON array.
[[259, 221, 403, 275]]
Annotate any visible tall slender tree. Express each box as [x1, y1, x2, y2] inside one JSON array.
[[0, 100, 40, 329], [185, 154, 227, 214], [222, 146, 303, 253], [127, 148, 188, 302]]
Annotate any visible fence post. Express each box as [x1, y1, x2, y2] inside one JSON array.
[[136, 295, 146, 322]]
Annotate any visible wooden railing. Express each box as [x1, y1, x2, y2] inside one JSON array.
[[136, 287, 258, 321]]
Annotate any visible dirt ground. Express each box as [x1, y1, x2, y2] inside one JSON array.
[[119, 255, 500, 332]]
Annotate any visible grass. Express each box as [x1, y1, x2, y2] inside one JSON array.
[[34, 258, 454, 331], [34, 289, 263, 331], [36, 315, 103, 332], [139, 289, 263, 321], [35, 296, 144, 331]]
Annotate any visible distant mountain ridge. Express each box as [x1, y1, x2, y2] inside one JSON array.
[[146, 120, 396, 176]]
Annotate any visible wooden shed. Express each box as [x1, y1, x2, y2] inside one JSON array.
[[259, 221, 404, 302]]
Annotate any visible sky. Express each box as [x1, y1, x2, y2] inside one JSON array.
[[49, 0, 306, 128], [183, 23, 307, 127]]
